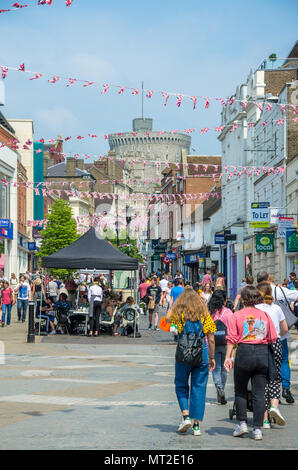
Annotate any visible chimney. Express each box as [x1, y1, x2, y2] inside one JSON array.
[[66, 157, 76, 177], [76, 159, 85, 171]]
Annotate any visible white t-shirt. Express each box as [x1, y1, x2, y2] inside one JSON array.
[[271, 284, 298, 303], [15, 282, 31, 300], [202, 292, 212, 303], [88, 285, 103, 302], [160, 279, 169, 292], [48, 281, 58, 297], [255, 303, 286, 339]]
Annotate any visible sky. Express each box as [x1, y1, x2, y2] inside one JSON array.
[[0, 0, 297, 159]]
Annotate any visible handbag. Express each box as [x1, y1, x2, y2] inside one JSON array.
[[175, 318, 205, 367], [274, 286, 297, 328], [158, 316, 171, 332], [148, 299, 155, 310]]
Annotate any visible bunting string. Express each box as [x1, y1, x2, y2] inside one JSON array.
[[1, 63, 297, 111], [0, 1, 73, 14]]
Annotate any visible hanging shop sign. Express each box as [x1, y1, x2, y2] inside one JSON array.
[[0, 223, 13, 240], [251, 202, 270, 228], [28, 242, 37, 251], [256, 233, 274, 252], [214, 234, 226, 245], [165, 253, 177, 260], [0, 219, 10, 229], [184, 253, 204, 264], [277, 217, 295, 238], [285, 229, 298, 253]]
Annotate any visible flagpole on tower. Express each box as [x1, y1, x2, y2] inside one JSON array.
[[142, 81, 144, 120]]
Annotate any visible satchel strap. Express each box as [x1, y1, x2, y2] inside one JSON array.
[[275, 286, 291, 309]]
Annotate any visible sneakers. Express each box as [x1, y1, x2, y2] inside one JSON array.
[[177, 417, 192, 433], [269, 406, 286, 426], [252, 428, 263, 440], [192, 424, 201, 436], [263, 420, 271, 429], [49, 330, 57, 335], [216, 388, 227, 405], [233, 422, 248, 437], [148, 324, 152, 329], [282, 389, 295, 404], [154, 326, 159, 331]]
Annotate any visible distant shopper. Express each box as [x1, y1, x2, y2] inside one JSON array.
[[166, 288, 216, 436], [10, 273, 18, 290], [256, 282, 288, 428], [201, 270, 213, 289], [224, 286, 277, 440], [233, 276, 254, 311], [1, 281, 15, 327], [14, 275, 31, 322], [169, 278, 184, 308], [47, 276, 58, 303], [200, 283, 212, 304], [215, 273, 226, 291], [208, 289, 233, 404], [147, 277, 162, 330]]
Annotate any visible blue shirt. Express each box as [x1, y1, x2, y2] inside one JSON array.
[[170, 286, 184, 304]]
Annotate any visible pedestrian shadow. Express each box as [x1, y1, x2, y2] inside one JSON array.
[[204, 425, 234, 437], [145, 424, 183, 434]]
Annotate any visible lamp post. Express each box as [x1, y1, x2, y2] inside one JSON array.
[[126, 205, 132, 245]]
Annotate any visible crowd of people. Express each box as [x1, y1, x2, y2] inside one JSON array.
[[140, 269, 298, 440], [0, 270, 142, 337]]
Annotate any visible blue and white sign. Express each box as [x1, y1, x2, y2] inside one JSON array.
[[165, 253, 177, 260], [0, 223, 13, 240], [0, 219, 10, 229], [28, 242, 37, 251], [215, 234, 226, 245]]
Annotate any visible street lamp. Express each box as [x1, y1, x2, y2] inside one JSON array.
[[126, 205, 133, 244]]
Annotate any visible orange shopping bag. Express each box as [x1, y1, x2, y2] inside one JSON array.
[[159, 316, 171, 332]]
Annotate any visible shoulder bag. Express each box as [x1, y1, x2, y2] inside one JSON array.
[[274, 286, 297, 328]]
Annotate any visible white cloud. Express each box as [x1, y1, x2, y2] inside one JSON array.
[[66, 54, 112, 82]]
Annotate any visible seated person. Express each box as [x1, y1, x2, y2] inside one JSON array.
[[40, 296, 56, 335], [78, 294, 89, 308], [53, 293, 70, 312]]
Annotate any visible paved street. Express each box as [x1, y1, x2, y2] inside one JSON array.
[[0, 312, 297, 450]]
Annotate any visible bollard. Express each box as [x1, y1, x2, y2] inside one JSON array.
[[27, 301, 35, 344]]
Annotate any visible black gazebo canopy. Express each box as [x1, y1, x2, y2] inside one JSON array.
[[42, 227, 139, 271]]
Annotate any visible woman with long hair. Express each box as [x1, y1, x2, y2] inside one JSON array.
[[200, 283, 212, 304], [208, 290, 233, 404], [166, 288, 216, 436], [256, 282, 288, 428], [224, 286, 277, 440]]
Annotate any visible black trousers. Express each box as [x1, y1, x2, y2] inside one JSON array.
[[90, 301, 102, 333], [234, 343, 269, 428]]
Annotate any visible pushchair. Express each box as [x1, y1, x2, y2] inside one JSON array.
[[121, 307, 141, 337], [229, 388, 253, 420], [55, 307, 71, 335]]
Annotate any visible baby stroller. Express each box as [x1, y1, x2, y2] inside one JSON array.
[[229, 388, 253, 420], [121, 306, 141, 338], [55, 306, 71, 335]]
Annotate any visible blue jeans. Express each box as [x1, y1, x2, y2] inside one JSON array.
[[17, 299, 28, 322], [212, 346, 227, 389], [280, 338, 290, 389], [2, 304, 12, 326]]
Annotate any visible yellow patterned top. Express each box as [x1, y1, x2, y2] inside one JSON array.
[[170, 312, 216, 335]]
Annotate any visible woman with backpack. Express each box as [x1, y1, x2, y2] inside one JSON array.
[[165, 288, 216, 436], [208, 290, 233, 405]]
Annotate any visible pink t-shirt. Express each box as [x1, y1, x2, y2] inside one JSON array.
[[212, 306, 233, 327], [1, 288, 13, 305], [226, 307, 277, 345], [138, 283, 149, 299]]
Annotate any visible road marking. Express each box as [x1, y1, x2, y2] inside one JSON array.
[[42, 378, 119, 385], [21, 370, 53, 377], [0, 394, 177, 407], [0, 394, 219, 407]]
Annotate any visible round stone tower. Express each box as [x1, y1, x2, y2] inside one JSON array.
[[108, 118, 191, 192]]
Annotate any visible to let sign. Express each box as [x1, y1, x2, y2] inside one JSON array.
[[251, 202, 270, 228]]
